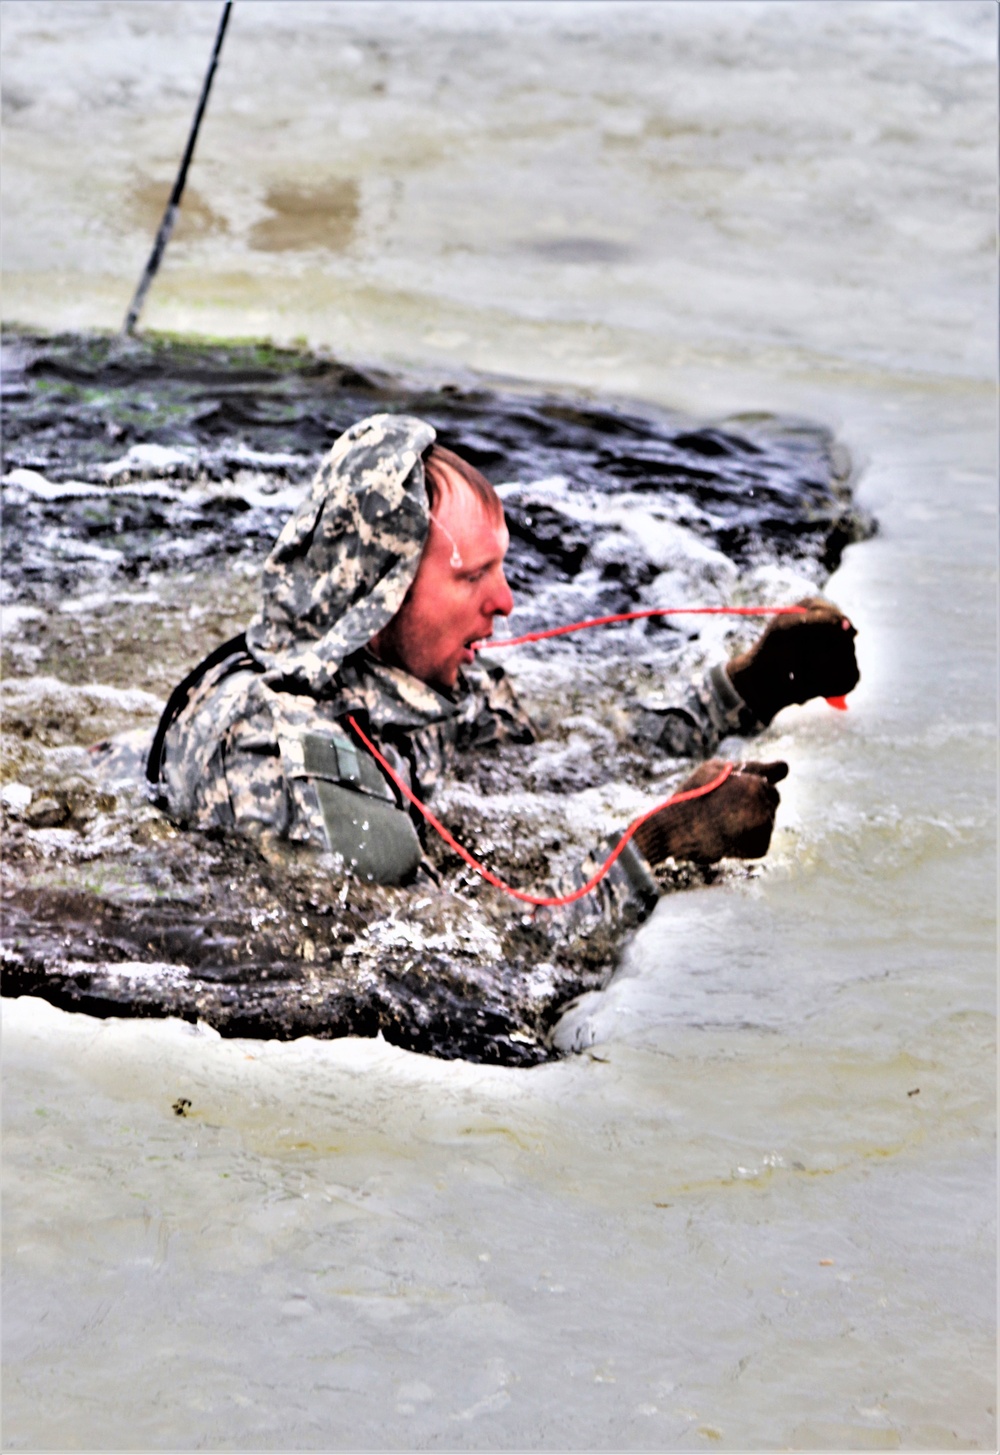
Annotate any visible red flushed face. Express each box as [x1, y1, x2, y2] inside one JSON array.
[[371, 464, 513, 690]]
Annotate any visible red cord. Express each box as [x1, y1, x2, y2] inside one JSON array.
[[347, 713, 733, 909], [477, 603, 847, 710], [475, 603, 807, 651], [346, 602, 844, 906]]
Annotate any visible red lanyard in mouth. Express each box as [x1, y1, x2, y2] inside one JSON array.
[[475, 604, 850, 711], [474, 602, 808, 650]]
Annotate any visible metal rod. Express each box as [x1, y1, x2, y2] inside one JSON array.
[[122, 1, 233, 336]]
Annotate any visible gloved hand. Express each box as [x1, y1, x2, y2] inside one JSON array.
[[726, 597, 859, 725], [632, 759, 788, 866]]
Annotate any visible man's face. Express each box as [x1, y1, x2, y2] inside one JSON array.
[[372, 464, 513, 689]]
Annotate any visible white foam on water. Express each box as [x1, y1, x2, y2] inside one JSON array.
[[1, 675, 165, 714]]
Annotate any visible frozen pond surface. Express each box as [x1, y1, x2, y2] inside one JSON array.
[[2, 1, 996, 1449]]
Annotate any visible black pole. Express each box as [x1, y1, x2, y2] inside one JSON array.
[[122, 1, 233, 336]]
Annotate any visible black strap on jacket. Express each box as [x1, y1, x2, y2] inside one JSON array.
[[145, 632, 254, 785]]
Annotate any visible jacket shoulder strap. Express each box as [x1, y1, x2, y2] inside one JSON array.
[[146, 632, 253, 785]]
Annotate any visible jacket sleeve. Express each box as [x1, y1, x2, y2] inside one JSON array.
[[630, 662, 767, 759], [546, 829, 661, 937]]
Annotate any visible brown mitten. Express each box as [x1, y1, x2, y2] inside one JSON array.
[[726, 597, 859, 724], [633, 759, 788, 866]]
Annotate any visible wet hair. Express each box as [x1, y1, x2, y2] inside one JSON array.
[[422, 443, 504, 522]]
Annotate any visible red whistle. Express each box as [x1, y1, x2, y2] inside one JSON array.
[[826, 696, 849, 711]]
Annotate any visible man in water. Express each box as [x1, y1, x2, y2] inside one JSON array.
[[150, 413, 858, 925]]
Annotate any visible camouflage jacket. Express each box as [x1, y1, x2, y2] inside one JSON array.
[[156, 413, 762, 928]]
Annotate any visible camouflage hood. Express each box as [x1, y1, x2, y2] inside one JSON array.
[[246, 413, 436, 692]]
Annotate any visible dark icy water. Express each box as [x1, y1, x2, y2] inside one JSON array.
[[2, 328, 873, 1062]]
